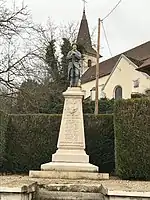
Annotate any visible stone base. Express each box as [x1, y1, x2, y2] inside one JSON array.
[[29, 170, 109, 180], [41, 162, 98, 172], [52, 149, 89, 163]]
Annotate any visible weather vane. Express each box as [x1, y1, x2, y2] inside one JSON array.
[[82, 0, 87, 11]]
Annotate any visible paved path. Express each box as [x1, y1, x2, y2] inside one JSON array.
[[1, 175, 150, 192]]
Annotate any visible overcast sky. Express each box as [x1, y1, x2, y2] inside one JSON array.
[[19, 0, 150, 60]]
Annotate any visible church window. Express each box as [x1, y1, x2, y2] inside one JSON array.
[[114, 86, 122, 100], [133, 79, 139, 88], [88, 59, 92, 67]]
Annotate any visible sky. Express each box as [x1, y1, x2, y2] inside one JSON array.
[[17, 0, 150, 60]]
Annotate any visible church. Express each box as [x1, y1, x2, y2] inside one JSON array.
[[76, 9, 150, 100]]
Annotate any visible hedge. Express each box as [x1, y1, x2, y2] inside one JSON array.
[[3, 114, 114, 173], [83, 99, 114, 114], [84, 115, 115, 173], [0, 110, 8, 170], [13, 98, 114, 114], [114, 98, 150, 180]]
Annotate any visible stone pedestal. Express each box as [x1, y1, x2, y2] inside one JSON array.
[[29, 87, 109, 179], [41, 87, 98, 172], [52, 87, 88, 163]]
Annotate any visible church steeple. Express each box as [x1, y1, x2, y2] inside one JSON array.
[[77, 9, 97, 56], [82, 8, 86, 20]]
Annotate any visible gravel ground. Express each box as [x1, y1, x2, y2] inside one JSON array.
[[1, 175, 150, 192]]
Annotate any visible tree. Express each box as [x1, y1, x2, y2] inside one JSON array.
[[7, 14, 85, 113], [45, 40, 60, 82], [60, 38, 72, 85], [16, 79, 40, 113], [15, 38, 72, 114], [59, 22, 79, 44], [0, 0, 39, 90], [0, 88, 14, 113]]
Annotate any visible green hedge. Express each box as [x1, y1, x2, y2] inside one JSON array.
[[114, 98, 150, 180], [3, 114, 114, 173], [0, 110, 8, 170], [83, 99, 114, 114], [14, 97, 114, 114], [84, 115, 115, 173]]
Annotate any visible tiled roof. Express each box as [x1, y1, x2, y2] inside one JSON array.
[[77, 10, 97, 57], [81, 41, 150, 84], [139, 58, 150, 68], [136, 58, 150, 76]]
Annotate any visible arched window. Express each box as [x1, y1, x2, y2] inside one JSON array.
[[114, 86, 122, 100], [88, 59, 92, 67]]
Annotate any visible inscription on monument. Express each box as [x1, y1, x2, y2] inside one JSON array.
[[63, 119, 81, 142], [60, 98, 84, 145]]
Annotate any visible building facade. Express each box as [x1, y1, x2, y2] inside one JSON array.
[[77, 10, 150, 100]]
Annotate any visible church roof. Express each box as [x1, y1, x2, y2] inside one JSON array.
[[81, 41, 150, 84], [136, 58, 150, 76], [77, 10, 97, 56]]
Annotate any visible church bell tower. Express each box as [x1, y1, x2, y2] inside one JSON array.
[[77, 9, 97, 74]]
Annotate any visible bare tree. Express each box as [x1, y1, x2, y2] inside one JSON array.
[[59, 21, 79, 44], [0, 0, 41, 90], [27, 19, 59, 84], [0, 1, 97, 113]]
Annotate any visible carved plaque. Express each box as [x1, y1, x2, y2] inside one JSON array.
[[58, 97, 84, 147]]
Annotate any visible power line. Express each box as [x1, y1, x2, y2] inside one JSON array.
[[101, 21, 122, 74], [102, 0, 123, 21], [101, 20, 113, 57]]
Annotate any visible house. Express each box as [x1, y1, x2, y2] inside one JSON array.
[[77, 10, 150, 100]]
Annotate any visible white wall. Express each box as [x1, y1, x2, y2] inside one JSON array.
[[81, 55, 150, 100], [82, 75, 109, 99], [103, 56, 150, 99]]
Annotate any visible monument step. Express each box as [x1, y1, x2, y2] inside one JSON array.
[[38, 190, 103, 200], [29, 170, 109, 180], [41, 162, 98, 172], [38, 183, 104, 200]]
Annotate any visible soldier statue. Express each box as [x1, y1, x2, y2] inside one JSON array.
[[66, 43, 82, 87]]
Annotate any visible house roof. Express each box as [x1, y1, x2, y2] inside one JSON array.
[[139, 58, 150, 68], [77, 10, 97, 57], [81, 41, 150, 84], [136, 58, 150, 76]]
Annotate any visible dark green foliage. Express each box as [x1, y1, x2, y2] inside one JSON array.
[[15, 81, 114, 114], [131, 93, 147, 98], [3, 114, 114, 173], [84, 114, 115, 173], [0, 110, 8, 170], [14, 37, 114, 115], [0, 91, 14, 113], [83, 98, 114, 114], [15, 79, 64, 114], [60, 38, 72, 84], [45, 40, 60, 82], [16, 79, 40, 113], [5, 114, 61, 172], [14, 38, 73, 114], [114, 98, 150, 180]]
